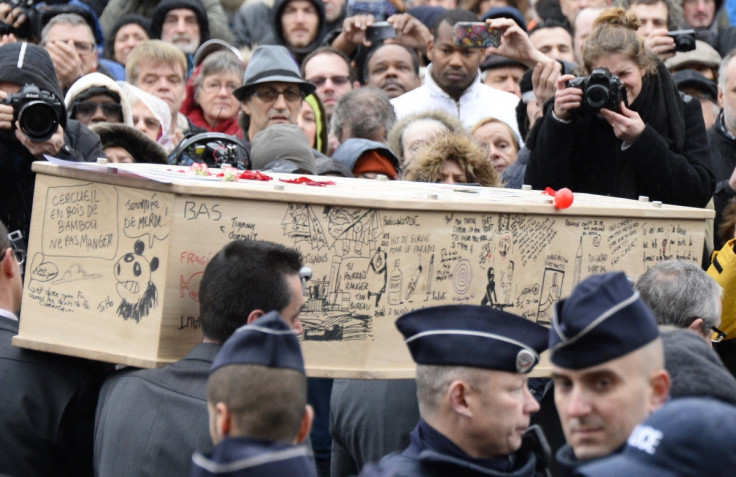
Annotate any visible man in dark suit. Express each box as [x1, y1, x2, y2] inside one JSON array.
[[94, 239, 307, 476], [0, 220, 109, 476]]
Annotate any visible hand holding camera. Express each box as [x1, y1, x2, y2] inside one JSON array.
[[557, 67, 645, 142], [644, 29, 676, 61], [668, 29, 696, 52], [340, 13, 377, 48], [15, 121, 63, 157], [599, 103, 645, 144], [566, 67, 627, 117], [0, 90, 12, 130], [482, 17, 552, 68], [386, 14, 430, 54], [0, 2, 26, 32], [555, 68, 626, 120], [0, 85, 65, 156], [553, 74, 584, 121]]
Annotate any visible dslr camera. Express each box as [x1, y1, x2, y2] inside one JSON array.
[[567, 67, 627, 118], [668, 29, 696, 52], [2, 84, 65, 142]]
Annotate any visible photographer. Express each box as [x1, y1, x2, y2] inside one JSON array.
[[0, 42, 104, 242], [524, 8, 714, 208]]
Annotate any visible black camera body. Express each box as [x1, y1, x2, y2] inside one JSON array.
[[668, 29, 696, 52], [0, 0, 39, 40], [1, 84, 65, 142], [567, 67, 627, 117], [0, 0, 100, 43]]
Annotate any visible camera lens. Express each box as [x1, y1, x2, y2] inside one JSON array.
[[18, 101, 59, 142], [584, 84, 609, 110]]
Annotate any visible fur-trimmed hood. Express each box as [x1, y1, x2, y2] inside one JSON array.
[[90, 122, 168, 164], [403, 133, 499, 187]]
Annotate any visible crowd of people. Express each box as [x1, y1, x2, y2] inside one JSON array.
[[2, 0, 736, 475]]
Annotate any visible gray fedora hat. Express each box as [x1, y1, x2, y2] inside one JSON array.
[[233, 45, 316, 101]]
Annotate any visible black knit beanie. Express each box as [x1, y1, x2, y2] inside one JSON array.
[[103, 14, 151, 61], [0, 42, 66, 127]]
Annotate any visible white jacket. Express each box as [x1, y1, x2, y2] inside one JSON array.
[[391, 64, 521, 140]]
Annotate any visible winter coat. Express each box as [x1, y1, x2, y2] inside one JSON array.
[[525, 64, 714, 208]]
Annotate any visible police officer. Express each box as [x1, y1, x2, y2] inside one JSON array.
[[549, 272, 671, 476], [191, 311, 317, 476], [363, 304, 551, 477]]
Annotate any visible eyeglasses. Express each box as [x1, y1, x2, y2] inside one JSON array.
[[0, 248, 25, 268], [712, 325, 728, 343], [202, 81, 240, 93], [75, 102, 123, 119], [132, 115, 161, 129], [307, 75, 350, 87], [73, 41, 96, 54], [251, 87, 303, 103]]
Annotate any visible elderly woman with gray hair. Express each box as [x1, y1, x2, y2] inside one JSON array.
[[182, 50, 245, 137]]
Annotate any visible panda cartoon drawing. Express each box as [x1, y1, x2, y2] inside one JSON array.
[[114, 240, 159, 322]]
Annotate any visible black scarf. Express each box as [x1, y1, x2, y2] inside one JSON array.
[[630, 61, 686, 152]]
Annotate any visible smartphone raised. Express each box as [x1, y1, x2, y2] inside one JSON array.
[[366, 22, 397, 42], [453, 22, 502, 48]]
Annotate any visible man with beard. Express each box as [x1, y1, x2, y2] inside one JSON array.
[[391, 9, 520, 134], [150, 0, 211, 76], [263, 0, 327, 66], [101, 0, 230, 44], [363, 43, 421, 99], [233, 0, 345, 48], [680, 0, 736, 55]]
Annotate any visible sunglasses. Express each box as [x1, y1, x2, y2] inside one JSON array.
[[307, 75, 350, 87], [74, 102, 123, 118]]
